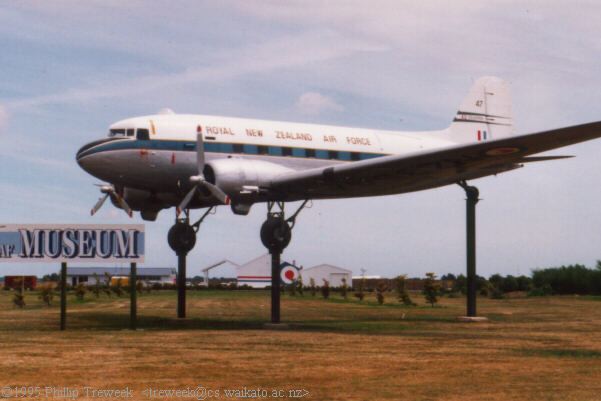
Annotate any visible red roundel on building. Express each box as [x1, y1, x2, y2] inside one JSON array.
[[280, 264, 299, 284]]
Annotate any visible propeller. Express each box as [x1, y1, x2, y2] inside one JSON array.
[[177, 128, 230, 216], [91, 184, 133, 217]]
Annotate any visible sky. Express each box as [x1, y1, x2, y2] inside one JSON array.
[[2, 1, 601, 279]]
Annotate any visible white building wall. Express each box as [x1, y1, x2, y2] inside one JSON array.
[[236, 254, 272, 288], [300, 264, 352, 288]]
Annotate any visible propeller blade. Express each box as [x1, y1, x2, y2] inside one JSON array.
[[113, 192, 133, 218], [202, 181, 230, 205], [91, 193, 109, 216], [177, 186, 198, 216], [196, 131, 205, 174]]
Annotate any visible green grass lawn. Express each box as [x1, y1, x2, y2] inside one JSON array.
[[1, 289, 601, 400]]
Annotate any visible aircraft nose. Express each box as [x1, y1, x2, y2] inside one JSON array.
[[76, 137, 117, 177]]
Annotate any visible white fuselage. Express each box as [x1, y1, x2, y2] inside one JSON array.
[[76, 113, 457, 214]]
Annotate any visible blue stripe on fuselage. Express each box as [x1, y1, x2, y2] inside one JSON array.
[[76, 138, 387, 162]]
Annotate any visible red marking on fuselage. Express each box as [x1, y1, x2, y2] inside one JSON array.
[[139, 149, 148, 158], [171, 153, 176, 164]]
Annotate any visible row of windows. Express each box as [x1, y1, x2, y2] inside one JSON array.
[[203, 142, 383, 161], [109, 129, 383, 160]]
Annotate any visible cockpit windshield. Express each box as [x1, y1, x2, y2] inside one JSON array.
[[108, 128, 126, 137], [109, 128, 147, 138]]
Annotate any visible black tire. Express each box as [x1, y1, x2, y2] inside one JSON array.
[[167, 222, 197, 255], [260, 217, 292, 253]]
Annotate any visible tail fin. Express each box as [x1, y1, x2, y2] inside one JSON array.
[[446, 76, 513, 144]]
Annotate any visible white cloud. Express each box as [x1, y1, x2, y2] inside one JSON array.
[[295, 92, 344, 116], [6, 31, 382, 111], [0, 105, 7, 134]]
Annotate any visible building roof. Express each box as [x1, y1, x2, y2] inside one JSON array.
[[303, 264, 352, 274], [201, 259, 240, 272], [67, 267, 175, 276]]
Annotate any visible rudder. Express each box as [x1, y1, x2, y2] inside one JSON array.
[[447, 76, 513, 144]]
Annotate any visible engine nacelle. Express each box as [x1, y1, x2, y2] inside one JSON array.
[[205, 158, 293, 201], [110, 187, 165, 220]]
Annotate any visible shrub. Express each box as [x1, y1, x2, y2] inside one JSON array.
[[354, 277, 366, 301], [395, 275, 415, 306], [375, 281, 387, 305], [309, 278, 316, 297], [13, 286, 25, 308], [74, 283, 87, 301], [422, 272, 440, 307], [321, 279, 330, 299], [38, 283, 55, 306], [341, 278, 348, 300]]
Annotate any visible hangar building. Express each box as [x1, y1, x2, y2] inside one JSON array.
[[67, 267, 176, 286], [300, 264, 353, 287], [236, 254, 273, 288]]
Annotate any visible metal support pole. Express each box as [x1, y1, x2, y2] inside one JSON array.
[[177, 253, 186, 318], [270, 251, 281, 323], [463, 184, 480, 317], [60, 262, 67, 331], [130, 262, 137, 330]]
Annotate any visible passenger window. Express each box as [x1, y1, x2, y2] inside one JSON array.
[[292, 148, 306, 157], [257, 145, 268, 155], [338, 151, 351, 161], [268, 147, 283, 156], [137, 129, 150, 140], [282, 147, 293, 156], [244, 145, 258, 154], [328, 150, 338, 160], [126, 129, 135, 137], [220, 143, 234, 153], [350, 152, 361, 161], [315, 150, 329, 159], [233, 144, 243, 153], [306, 149, 316, 158]]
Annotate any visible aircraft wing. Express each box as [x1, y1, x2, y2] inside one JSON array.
[[268, 121, 601, 199]]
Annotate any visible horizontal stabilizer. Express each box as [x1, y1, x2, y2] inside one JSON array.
[[518, 155, 574, 163]]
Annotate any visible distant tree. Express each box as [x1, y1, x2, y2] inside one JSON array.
[[309, 278, 316, 297], [376, 281, 387, 305], [103, 273, 113, 297], [501, 275, 519, 293], [90, 273, 102, 298], [111, 278, 123, 297], [38, 283, 55, 306], [297, 275, 304, 296], [341, 278, 348, 300], [516, 275, 532, 292], [321, 279, 330, 299], [74, 283, 87, 301], [489, 274, 504, 290], [453, 274, 466, 294], [422, 272, 440, 307], [441, 273, 457, 281], [354, 277, 366, 301], [42, 273, 60, 282], [288, 280, 296, 296], [395, 275, 415, 306], [13, 278, 25, 308]]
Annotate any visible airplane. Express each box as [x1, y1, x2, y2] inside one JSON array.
[[76, 76, 601, 223]]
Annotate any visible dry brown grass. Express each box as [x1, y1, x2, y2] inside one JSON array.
[[1, 289, 601, 400]]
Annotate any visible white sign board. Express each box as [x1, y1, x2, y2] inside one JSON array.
[[0, 224, 144, 263]]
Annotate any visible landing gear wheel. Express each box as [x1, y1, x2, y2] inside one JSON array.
[[168, 221, 197, 255], [260, 217, 292, 253]]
